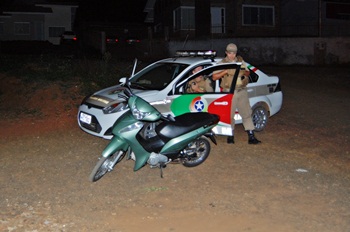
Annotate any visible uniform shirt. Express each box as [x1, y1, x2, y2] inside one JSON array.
[[216, 56, 249, 90]]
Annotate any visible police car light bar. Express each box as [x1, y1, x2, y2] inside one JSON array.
[[176, 50, 217, 58]]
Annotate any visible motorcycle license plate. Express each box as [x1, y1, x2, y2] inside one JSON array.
[[80, 112, 92, 124]]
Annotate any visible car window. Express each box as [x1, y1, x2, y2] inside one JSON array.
[[175, 63, 241, 94], [184, 73, 214, 94], [130, 63, 188, 90], [248, 69, 259, 83], [173, 64, 213, 94]]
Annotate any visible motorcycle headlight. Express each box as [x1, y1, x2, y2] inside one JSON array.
[[119, 122, 144, 133], [132, 106, 150, 120], [103, 102, 128, 114]]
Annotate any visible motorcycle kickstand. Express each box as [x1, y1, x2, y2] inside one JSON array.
[[158, 160, 171, 178], [159, 164, 165, 178]]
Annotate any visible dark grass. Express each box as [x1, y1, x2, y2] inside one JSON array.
[[0, 43, 149, 95]]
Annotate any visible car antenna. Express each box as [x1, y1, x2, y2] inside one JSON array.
[[182, 34, 189, 49], [173, 34, 189, 61], [122, 58, 137, 88], [131, 58, 138, 76]]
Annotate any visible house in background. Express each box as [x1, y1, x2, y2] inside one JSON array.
[[145, 0, 350, 40], [0, 1, 78, 45], [147, 0, 280, 39]]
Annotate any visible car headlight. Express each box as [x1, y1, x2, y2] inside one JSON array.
[[131, 106, 150, 120], [103, 102, 128, 114]]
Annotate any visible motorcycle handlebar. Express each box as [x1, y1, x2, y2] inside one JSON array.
[[161, 114, 175, 122]]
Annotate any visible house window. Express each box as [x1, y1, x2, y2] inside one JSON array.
[[211, 7, 225, 33], [326, 2, 350, 20], [173, 7, 195, 31], [49, 27, 65, 37], [242, 5, 274, 26], [14, 22, 30, 35]]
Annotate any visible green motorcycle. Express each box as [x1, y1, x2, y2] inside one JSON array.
[[89, 87, 220, 181]]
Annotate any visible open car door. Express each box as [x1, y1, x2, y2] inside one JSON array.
[[159, 63, 241, 136]]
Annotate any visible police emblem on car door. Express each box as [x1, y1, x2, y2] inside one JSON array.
[[169, 64, 241, 136]]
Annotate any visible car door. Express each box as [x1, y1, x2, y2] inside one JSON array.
[[154, 63, 241, 136]]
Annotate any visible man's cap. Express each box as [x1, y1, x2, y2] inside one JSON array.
[[226, 43, 237, 53]]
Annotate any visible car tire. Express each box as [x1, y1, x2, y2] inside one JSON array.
[[252, 104, 269, 132]]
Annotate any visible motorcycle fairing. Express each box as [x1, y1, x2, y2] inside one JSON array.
[[129, 95, 162, 122], [110, 111, 154, 171], [101, 136, 128, 158], [101, 135, 150, 171], [160, 123, 217, 153]]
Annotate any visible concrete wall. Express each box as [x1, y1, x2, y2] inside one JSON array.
[[0, 14, 44, 41], [166, 37, 350, 65]]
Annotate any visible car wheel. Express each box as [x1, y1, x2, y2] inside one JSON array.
[[252, 105, 269, 132]]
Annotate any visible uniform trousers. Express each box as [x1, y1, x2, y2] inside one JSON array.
[[230, 88, 255, 135]]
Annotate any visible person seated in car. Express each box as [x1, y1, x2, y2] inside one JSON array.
[[186, 66, 213, 93]]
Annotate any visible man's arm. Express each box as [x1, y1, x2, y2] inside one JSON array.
[[212, 70, 228, 81]]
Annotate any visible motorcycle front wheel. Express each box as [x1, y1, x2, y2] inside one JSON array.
[[182, 137, 211, 168], [89, 150, 125, 182]]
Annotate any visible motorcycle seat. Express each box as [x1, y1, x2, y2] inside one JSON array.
[[156, 112, 219, 141]]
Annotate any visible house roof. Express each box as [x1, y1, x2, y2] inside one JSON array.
[[35, 1, 78, 7], [34, 0, 78, 4], [3, 5, 52, 14], [1, 1, 78, 15], [0, 13, 11, 18]]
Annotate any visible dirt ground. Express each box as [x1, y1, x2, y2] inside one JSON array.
[[0, 66, 349, 232]]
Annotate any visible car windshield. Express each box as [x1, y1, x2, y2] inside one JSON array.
[[130, 62, 188, 90]]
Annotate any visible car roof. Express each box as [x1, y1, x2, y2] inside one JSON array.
[[158, 57, 221, 65]]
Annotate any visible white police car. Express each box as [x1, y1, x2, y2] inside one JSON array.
[[78, 50, 283, 139]]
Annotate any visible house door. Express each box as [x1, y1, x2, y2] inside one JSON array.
[[211, 7, 225, 34], [34, 21, 44, 40]]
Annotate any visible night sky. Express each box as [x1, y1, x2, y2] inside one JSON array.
[[78, 0, 149, 23]]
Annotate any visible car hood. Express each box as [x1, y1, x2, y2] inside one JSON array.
[[84, 85, 160, 108]]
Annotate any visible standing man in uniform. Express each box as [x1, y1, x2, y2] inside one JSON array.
[[213, 43, 261, 145]]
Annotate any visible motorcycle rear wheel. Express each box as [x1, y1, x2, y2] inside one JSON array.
[[89, 150, 125, 182], [182, 137, 211, 167]]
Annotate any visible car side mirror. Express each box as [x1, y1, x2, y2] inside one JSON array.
[[119, 77, 126, 84]]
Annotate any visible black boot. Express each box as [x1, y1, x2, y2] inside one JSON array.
[[247, 130, 261, 144], [227, 136, 234, 144]]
